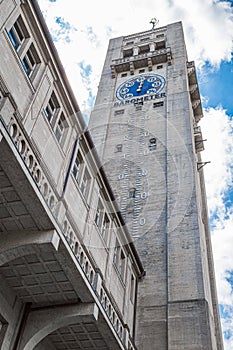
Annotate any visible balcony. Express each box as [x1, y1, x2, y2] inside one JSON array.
[[111, 47, 172, 77], [194, 125, 205, 152], [187, 61, 203, 122], [0, 114, 138, 350]]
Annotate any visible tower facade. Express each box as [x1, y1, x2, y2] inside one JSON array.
[[89, 22, 224, 349]]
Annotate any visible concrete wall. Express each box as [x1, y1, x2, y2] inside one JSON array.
[[89, 21, 223, 350]]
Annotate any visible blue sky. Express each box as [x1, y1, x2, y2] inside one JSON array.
[[199, 59, 233, 116], [37, 0, 233, 348]]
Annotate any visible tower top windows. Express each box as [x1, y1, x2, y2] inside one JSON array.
[[125, 41, 134, 46], [123, 48, 133, 58], [156, 41, 166, 49], [156, 33, 165, 39], [140, 37, 150, 42], [138, 44, 150, 54]]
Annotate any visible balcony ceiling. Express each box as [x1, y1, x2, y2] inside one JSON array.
[[0, 124, 130, 350]]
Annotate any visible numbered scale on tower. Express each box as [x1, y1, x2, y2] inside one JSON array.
[[116, 111, 151, 240], [115, 72, 167, 241]]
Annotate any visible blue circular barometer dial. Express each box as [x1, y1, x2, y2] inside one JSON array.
[[116, 73, 166, 101]]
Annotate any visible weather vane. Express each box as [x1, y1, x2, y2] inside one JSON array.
[[150, 18, 159, 30]]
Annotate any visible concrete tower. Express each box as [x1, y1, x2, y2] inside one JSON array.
[[89, 22, 224, 349]]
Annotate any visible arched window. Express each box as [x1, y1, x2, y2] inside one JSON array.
[[149, 138, 157, 150], [129, 188, 136, 198], [116, 144, 123, 152]]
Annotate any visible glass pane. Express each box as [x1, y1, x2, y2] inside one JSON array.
[[45, 106, 52, 122], [55, 127, 62, 143], [8, 29, 19, 49], [27, 50, 35, 66], [22, 57, 30, 75], [15, 21, 24, 41]]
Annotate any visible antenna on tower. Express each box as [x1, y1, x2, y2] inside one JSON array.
[[150, 18, 159, 30]]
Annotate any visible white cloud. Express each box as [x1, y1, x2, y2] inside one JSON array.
[[212, 216, 233, 348], [200, 107, 233, 219], [168, 0, 233, 67], [200, 106, 233, 349]]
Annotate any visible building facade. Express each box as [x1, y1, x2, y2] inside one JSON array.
[[0, 1, 144, 349], [89, 23, 224, 349]]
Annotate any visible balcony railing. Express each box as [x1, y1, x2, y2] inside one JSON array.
[[194, 125, 205, 152], [187, 61, 203, 122], [111, 47, 172, 77], [0, 113, 137, 350]]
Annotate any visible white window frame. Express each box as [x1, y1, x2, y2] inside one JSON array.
[[72, 149, 91, 201], [44, 91, 69, 147], [72, 151, 83, 183], [8, 15, 41, 80], [8, 15, 29, 52], [130, 274, 136, 303], [113, 239, 120, 266], [119, 250, 126, 279], [80, 168, 91, 199], [101, 213, 110, 241], [94, 199, 110, 243], [95, 199, 103, 227], [54, 112, 68, 145], [113, 239, 126, 281], [21, 43, 40, 78], [44, 92, 59, 124]]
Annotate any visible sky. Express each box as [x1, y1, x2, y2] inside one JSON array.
[[37, 0, 233, 347]]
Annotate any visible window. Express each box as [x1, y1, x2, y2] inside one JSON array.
[[80, 168, 91, 198], [94, 200, 110, 243], [123, 48, 133, 58], [149, 138, 157, 150], [55, 113, 68, 144], [125, 41, 134, 46], [157, 65, 163, 69], [121, 73, 127, 77], [44, 92, 59, 123], [72, 151, 83, 182], [101, 214, 110, 241], [44, 92, 69, 147], [129, 188, 136, 198], [156, 33, 164, 39], [114, 109, 124, 116], [72, 150, 91, 200], [119, 251, 126, 279], [95, 200, 103, 226], [138, 44, 150, 54], [8, 16, 40, 80], [113, 239, 126, 280], [115, 144, 122, 152], [156, 41, 165, 49], [8, 15, 29, 51], [153, 101, 164, 108], [140, 37, 150, 42], [130, 274, 135, 302], [22, 44, 40, 77], [113, 240, 120, 265], [139, 69, 145, 73]]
